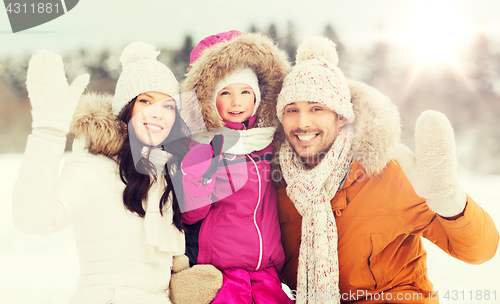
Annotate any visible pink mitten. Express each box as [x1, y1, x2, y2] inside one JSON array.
[[181, 143, 216, 197], [180, 135, 223, 213], [182, 143, 214, 177]]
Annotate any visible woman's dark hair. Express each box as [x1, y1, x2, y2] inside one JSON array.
[[116, 97, 189, 231]]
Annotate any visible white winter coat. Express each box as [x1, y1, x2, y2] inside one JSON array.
[[12, 94, 184, 304]]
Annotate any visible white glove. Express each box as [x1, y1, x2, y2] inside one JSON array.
[[394, 110, 466, 217], [26, 50, 89, 137]]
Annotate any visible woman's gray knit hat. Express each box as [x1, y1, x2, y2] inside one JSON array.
[[112, 42, 179, 116]]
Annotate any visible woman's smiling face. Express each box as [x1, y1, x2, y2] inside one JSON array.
[[130, 92, 176, 147]]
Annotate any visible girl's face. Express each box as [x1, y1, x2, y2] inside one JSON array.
[[130, 92, 176, 147], [215, 83, 255, 123]]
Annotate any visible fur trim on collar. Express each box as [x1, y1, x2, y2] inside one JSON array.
[[181, 33, 291, 130], [348, 79, 401, 176], [70, 93, 126, 157], [275, 80, 401, 177]]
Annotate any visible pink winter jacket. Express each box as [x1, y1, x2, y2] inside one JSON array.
[[181, 116, 285, 272]]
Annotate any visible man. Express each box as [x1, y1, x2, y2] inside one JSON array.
[[275, 37, 499, 303]]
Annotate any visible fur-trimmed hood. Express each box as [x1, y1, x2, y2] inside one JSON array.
[[275, 79, 401, 177], [180, 33, 291, 130], [70, 93, 125, 157]]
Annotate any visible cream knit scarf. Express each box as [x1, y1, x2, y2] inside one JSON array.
[[279, 127, 354, 304], [142, 147, 185, 267], [190, 126, 276, 155]]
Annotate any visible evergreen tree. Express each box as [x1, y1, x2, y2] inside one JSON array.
[[324, 24, 345, 59], [0, 56, 30, 96], [248, 24, 260, 34], [267, 23, 280, 45], [81, 49, 116, 93], [283, 21, 298, 63], [171, 35, 194, 79], [366, 37, 390, 87], [458, 30, 500, 173], [462, 30, 494, 95]]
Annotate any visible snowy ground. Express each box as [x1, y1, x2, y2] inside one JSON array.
[[1, 153, 499, 304]]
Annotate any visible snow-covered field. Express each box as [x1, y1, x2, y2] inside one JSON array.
[[1, 153, 499, 304]]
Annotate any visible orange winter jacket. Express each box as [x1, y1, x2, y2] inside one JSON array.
[[277, 160, 499, 304]]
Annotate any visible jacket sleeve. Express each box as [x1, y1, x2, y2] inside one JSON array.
[[276, 181, 301, 291], [422, 194, 499, 264], [181, 204, 211, 225], [181, 169, 213, 225], [180, 141, 215, 225], [12, 134, 92, 235], [394, 158, 500, 264]]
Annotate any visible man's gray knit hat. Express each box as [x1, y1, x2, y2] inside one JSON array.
[[276, 37, 354, 123]]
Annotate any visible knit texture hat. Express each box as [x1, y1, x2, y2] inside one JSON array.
[[213, 67, 261, 116], [112, 42, 179, 116], [190, 30, 244, 67], [276, 37, 354, 123]]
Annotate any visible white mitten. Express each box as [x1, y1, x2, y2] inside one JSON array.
[[169, 255, 223, 304], [394, 110, 466, 217], [26, 50, 89, 137]]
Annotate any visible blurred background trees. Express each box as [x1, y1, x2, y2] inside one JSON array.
[[1, 22, 499, 173]]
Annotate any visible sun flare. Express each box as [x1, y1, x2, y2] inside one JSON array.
[[394, 1, 476, 65]]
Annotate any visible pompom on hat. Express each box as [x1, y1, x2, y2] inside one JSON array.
[[276, 36, 354, 123], [112, 42, 179, 116], [213, 67, 261, 117]]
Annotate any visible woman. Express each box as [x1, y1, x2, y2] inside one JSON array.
[[12, 42, 186, 304]]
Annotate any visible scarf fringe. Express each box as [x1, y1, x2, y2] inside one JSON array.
[[280, 127, 354, 304]]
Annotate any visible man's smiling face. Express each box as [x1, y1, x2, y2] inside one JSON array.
[[282, 101, 346, 167]]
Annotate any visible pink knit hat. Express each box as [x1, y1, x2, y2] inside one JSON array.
[[190, 30, 244, 67]]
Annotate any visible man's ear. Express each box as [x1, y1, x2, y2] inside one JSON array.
[[338, 115, 347, 128]]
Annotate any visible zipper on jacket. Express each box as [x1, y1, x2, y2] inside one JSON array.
[[248, 155, 263, 271]]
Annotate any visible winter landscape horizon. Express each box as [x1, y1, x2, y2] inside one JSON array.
[[2, 0, 500, 302]]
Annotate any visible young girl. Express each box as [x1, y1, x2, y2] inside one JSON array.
[[172, 32, 293, 304], [12, 42, 186, 304]]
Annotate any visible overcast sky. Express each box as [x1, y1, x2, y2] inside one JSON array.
[[1, 0, 500, 58]]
